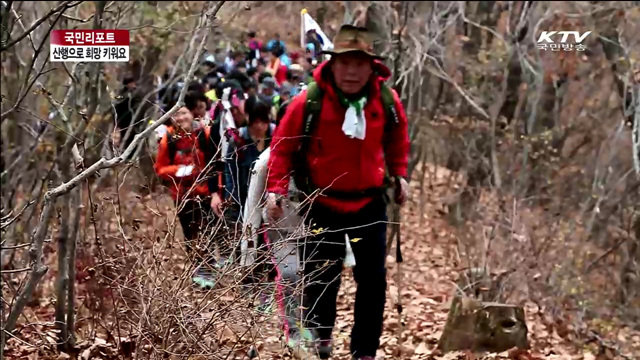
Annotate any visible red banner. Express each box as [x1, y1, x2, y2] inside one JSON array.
[[50, 30, 129, 46]]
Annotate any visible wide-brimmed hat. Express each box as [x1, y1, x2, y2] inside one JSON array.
[[289, 63, 304, 73], [321, 24, 384, 60]]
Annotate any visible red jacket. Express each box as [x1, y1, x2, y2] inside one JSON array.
[[274, 65, 288, 85], [154, 125, 211, 202], [267, 60, 410, 213], [267, 58, 288, 85]]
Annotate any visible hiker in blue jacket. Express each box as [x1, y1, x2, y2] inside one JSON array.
[[224, 95, 276, 224]]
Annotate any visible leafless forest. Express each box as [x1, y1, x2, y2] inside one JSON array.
[[1, 1, 639, 359]]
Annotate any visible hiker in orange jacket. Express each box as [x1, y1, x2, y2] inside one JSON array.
[[154, 90, 226, 289], [265, 25, 410, 360]]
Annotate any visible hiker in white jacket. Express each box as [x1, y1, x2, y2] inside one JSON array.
[[241, 147, 303, 266], [241, 147, 320, 355], [242, 145, 358, 358]]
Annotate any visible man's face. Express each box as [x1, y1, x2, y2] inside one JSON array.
[[126, 81, 137, 92], [193, 100, 207, 119], [173, 107, 194, 132], [263, 87, 274, 96], [331, 53, 373, 95]]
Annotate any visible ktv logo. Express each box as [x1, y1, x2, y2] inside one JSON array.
[[536, 31, 591, 52]]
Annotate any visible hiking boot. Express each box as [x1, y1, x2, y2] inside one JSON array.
[[315, 339, 333, 359], [285, 326, 315, 359], [212, 256, 232, 270], [192, 265, 216, 290], [255, 290, 275, 315]]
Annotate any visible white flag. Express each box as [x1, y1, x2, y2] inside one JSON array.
[[301, 9, 333, 51]]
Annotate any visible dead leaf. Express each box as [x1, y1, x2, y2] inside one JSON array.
[[415, 342, 429, 354], [81, 348, 92, 360], [442, 351, 465, 360], [45, 335, 57, 345]]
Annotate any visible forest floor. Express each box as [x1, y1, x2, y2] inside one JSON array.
[[3, 163, 640, 360]]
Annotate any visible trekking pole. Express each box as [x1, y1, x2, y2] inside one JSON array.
[[394, 206, 404, 347]]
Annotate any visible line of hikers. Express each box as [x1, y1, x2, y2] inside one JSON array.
[[113, 30, 320, 155], [147, 26, 410, 360]]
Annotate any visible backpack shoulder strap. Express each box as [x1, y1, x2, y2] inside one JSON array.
[[197, 126, 211, 159], [380, 83, 399, 127], [380, 83, 401, 188], [293, 81, 323, 196], [303, 81, 323, 138], [166, 128, 177, 164]]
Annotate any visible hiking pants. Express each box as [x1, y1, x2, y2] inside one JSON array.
[[263, 227, 305, 340], [176, 197, 233, 264], [302, 196, 388, 357]]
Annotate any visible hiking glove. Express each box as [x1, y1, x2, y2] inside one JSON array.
[[395, 177, 409, 206], [266, 192, 284, 221], [175, 165, 194, 178]]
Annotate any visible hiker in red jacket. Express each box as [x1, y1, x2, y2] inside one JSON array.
[[265, 25, 410, 360]]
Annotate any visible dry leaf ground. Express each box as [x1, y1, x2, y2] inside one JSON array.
[[3, 163, 639, 360]]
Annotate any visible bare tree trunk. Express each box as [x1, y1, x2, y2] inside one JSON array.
[[66, 185, 82, 348], [365, 1, 391, 56], [419, 155, 428, 227], [54, 164, 71, 346], [2, 203, 54, 350], [619, 211, 640, 304], [0, 1, 12, 47], [500, 53, 524, 123], [316, 0, 327, 29], [595, 9, 632, 124], [342, 1, 355, 25], [634, 83, 640, 178], [2, 1, 102, 350]]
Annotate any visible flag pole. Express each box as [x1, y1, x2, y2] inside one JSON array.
[[300, 8, 307, 50]]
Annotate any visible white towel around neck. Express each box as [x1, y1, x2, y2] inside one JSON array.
[[341, 97, 367, 140]]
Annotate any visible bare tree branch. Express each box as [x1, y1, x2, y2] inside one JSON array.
[[0, 1, 226, 347], [633, 83, 640, 178], [0, 4, 68, 122], [0, 1, 78, 51]]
